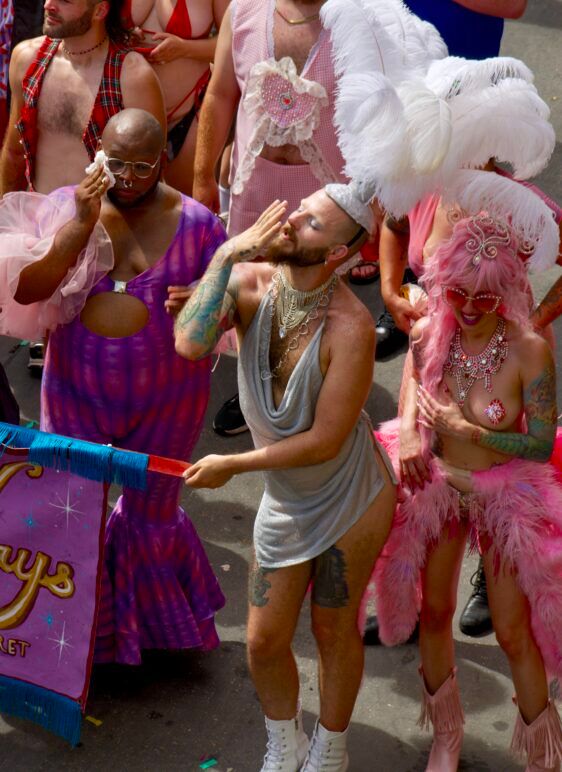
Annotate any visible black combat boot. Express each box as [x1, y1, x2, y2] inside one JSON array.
[[459, 557, 494, 637]]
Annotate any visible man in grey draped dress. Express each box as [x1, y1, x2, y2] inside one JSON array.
[[175, 186, 397, 772]]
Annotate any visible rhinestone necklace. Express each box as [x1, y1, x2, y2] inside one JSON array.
[[61, 36, 107, 56], [275, 2, 321, 25], [276, 268, 335, 339], [260, 272, 338, 381], [443, 318, 508, 406]]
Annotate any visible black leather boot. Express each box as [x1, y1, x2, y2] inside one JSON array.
[[459, 558, 494, 637], [363, 615, 419, 646]]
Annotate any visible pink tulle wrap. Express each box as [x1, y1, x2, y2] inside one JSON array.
[[0, 188, 114, 339], [367, 419, 562, 682]]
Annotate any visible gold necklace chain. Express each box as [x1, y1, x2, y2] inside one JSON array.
[[274, 2, 321, 25], [61, 36, 108, 56]]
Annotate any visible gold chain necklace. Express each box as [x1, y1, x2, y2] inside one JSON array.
[[61, 36, 108, 56], [275, 2, 321, 25]]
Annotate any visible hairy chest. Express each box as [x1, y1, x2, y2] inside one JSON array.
[[272, 18, 322, 74], [37, 57, 104, 136], [268, 315, 326, 404]]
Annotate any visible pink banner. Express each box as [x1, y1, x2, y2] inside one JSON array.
[[0, 447, 107, 707]]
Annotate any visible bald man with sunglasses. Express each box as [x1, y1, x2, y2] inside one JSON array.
[[2, 108, 227, 665]]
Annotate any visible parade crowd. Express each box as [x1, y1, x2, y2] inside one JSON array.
[[0, 0, 561, 770]]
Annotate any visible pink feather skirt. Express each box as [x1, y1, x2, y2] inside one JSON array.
[[367, 420, 562, 681]]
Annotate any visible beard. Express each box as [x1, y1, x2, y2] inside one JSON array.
[[43, 7, 94, 38], [266, 227, 329, 267], [107, 176, 161, 209], [267, 242, 329, 268]]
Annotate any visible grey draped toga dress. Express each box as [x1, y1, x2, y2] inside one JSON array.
[[238, 288, 395, 569]]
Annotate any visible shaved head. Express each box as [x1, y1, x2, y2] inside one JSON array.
[[102, 109, 166, 209], [102, 109, 164, 156]]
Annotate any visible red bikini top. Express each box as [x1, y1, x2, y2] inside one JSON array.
[[166, 0, 194, 38], [122, 0, 213, 41]]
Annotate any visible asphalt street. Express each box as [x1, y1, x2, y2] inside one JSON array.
[[1, 2, 561, 769]]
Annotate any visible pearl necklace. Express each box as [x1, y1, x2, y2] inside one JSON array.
[[276, 268, 335, 339], [261, 272, 337, 381], [443, 318, 508, 406]]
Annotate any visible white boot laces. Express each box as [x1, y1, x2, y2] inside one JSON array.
[[303, 732, 344, 771], [262, 725, 290, 771]]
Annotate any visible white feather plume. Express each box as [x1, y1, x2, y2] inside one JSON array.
[[335, 72, 410, 180], [425, 56, 534, 99], [443, 169, 560, 272], [322, 0, 407, 80], [397, 80, 452, 173], [369, 172, 436, 217], [444, 79, 555, 179], [368, 0, 447, 64]]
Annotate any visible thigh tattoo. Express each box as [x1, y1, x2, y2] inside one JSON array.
[[250, 565, 278, 607], [312, 545, 349, 608]]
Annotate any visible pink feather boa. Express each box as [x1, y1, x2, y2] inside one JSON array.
[[366, 420, 562, 681]]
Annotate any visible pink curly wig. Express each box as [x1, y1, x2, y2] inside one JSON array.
[[419, 215, 532, 403]]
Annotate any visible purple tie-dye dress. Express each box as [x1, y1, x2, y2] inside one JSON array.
[[40, 194, 226, 665]]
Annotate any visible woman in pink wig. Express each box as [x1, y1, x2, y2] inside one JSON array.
[[372, 214, 562, 771]]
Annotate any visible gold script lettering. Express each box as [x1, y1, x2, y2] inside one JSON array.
[[0, 461, 43, 493], [0, 546, 75, 629]]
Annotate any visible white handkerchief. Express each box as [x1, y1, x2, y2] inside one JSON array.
[[85, 150, 116, 188]]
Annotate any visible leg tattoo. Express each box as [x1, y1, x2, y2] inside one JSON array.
[[312, 546, 349, 608], [250, 565, 278, 607]]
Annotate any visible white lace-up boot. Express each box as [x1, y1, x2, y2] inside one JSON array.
[[260, 708, 309, 772], [300, 720, 349, 771]]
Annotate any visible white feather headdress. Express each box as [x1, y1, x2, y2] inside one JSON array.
[[321, 0, 557, 269]]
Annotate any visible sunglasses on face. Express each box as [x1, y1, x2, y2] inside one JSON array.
[[441, 285, 502, 314], [106, 157, 160, 179]]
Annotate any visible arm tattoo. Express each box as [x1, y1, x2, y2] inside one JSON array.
[[532, 275, 562, 330], [174, 242, 238, 350], [312, 546, 349, 608], [250, 565, 278, 607], [470, 364, 557, 461]]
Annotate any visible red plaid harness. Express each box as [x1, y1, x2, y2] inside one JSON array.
[[16, 37, 127, 188]]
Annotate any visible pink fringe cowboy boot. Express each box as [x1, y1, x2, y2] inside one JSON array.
[[418, 667, 465, 772], [511, 700, 562, 772]]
